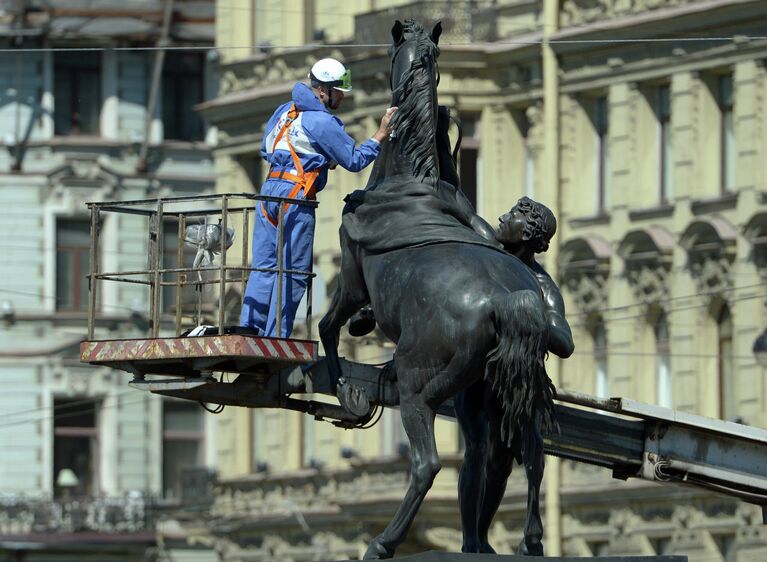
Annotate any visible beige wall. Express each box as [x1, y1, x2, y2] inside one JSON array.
[[202, 0, 767, 558]]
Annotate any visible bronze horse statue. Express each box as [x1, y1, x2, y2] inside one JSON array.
[[318, 19, 555, 559]]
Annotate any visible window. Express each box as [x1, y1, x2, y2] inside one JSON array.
[[162, 53, 205, 141], [162, 399, 204, 499], [657, 84, 672, 202], [655, 313, 672, 408], [522, 112, 535, 198], [53, 398, 99, 497], [717, 305, 735, 420], [236, 153, 263, 193], [56, 219, 91, 312], [718, 75, 735, 192], [54, 52, 101, 135], [459, 117, 480, 208], [595, 96, 610, 212], [594, 320, 608, 398]]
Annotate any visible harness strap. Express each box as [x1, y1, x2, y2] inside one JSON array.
[[261, 103, 321, 227]]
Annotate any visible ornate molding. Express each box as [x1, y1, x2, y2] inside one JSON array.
[[626, 265, 670, 305], [689, 255, 733, 295], [560, 0, 696, 28], [564, 272, 609, 315], [525, 102, 545, 153]]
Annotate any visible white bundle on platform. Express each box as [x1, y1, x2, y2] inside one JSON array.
[[184, 221, 235, 268]]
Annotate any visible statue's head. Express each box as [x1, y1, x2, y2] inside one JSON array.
[[498, 197, 557, 253], [389, 19, 441, 95]]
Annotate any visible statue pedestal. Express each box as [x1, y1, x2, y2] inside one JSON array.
[[328, 554, 687, 561]]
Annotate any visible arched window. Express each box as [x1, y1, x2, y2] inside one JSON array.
[[594, 320, 608, 398], [718, 305, 735, 420], [655, 313, 672, 408]]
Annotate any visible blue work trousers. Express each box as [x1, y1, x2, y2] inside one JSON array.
[[240, 180, 315, 337]]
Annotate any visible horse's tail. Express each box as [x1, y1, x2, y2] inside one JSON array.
[[485, 289, 557, 449]]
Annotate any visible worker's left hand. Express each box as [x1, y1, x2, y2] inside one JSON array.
[[373, 107, 398, 142]]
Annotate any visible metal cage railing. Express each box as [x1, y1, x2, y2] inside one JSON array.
[[85, 193, 318, 340]]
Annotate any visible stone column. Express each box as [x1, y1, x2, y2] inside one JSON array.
[[543, 0, 562, 554]]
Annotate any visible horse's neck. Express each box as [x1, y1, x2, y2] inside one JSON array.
[[365, 139, 395, 188], [389, 117, 440, 186]]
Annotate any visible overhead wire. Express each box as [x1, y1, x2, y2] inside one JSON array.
[[0, 36, 764, 53], [566, 281, 767, 320], [0, 390, 136, 420], [0, 393, 150, 430], [0, 12, 763, 422]]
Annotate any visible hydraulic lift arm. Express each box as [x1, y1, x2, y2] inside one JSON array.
[[120, 354, 767, 522]]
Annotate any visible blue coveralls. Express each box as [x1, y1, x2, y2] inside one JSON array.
[[240, 83, 382, 337]]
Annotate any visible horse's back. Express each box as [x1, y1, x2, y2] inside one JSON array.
[[363, 242, 541, 346]]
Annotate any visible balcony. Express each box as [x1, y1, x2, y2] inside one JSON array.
[[354, 1, 499, 45], [0, 493, 158, 535]]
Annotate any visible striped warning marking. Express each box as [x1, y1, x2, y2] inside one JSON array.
[[80, 335, 317, 363]]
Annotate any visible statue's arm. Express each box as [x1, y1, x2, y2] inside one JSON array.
[[453, 188, 504, 248], [533, 265, 575, 359]]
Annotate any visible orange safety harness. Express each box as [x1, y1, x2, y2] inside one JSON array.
[[261, 103, 321, 227]]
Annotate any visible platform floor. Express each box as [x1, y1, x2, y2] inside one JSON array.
[[80, 334, 318, 376]]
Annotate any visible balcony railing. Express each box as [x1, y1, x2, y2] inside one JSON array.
[[0, 493, 157, 535], [354, 1, 498, 45]]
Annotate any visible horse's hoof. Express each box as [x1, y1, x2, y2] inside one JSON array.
[[349, 306, 377, 337], [462, 542, 495, 554], [363, 537, 394, 559], [461, 542, 480, 553], [480, 542, 496, 554], [516, 540, 544, 556]]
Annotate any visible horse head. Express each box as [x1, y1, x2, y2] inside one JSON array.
[[381, 19, 442, 185], [389, 19, 441, 97]]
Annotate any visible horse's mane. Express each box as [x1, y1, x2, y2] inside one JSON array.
[[389, 20, 440, 185]]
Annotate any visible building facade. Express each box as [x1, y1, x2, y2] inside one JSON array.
[[0, 1, 218, 559], [199, 1, 767, 560]]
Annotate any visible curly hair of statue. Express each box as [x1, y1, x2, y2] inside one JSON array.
[[318, 18, 555, 559], [516, 195, 558, 253]]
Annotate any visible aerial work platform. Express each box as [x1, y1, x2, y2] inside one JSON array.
[[79, 194, 767, 524]]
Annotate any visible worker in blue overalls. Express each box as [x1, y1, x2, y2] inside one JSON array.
[[240, 58, 397, 337]]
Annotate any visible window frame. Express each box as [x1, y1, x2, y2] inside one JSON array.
[[161, 398, 205, 499], [657, 84, 672, 203], [161, 52, 206, 142], [594, 95, 610, 213], [52, 397, 100, 498], [717, 74, 735, 194], [55, 217, 94, 313], [53, 51, 102, 136]]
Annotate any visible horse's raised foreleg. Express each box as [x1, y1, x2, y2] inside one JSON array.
[[364, 391, 440, 559], [318, 282, 362, 388], [517, 411, 545, 557], [318, 236, 368, 394]]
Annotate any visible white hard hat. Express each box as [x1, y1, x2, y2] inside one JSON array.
[[309, 58, 352, 92]]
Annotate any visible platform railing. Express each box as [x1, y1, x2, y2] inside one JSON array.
[[85, 193, 318, 340]]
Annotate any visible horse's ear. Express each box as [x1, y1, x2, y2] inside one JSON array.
[[392, 20, 404, 45], [430, 21, 442, 45]]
